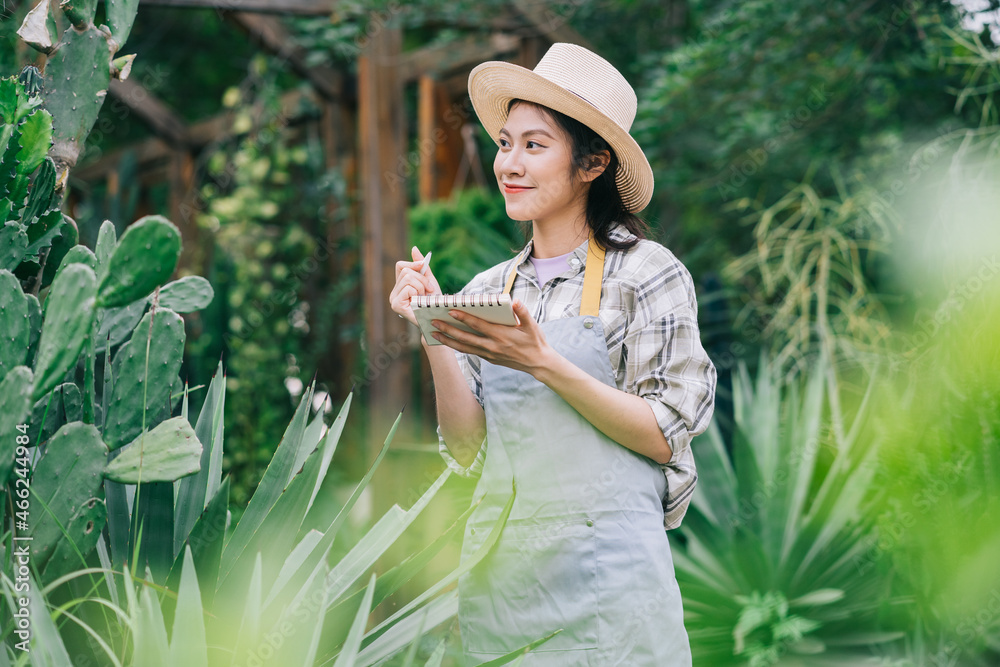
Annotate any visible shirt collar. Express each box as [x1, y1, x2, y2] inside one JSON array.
[[513, 223, 635, 270]]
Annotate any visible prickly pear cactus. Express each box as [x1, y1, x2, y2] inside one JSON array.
[[0, 270, 29, 382], [27, 421, 108, 571], [103, 306, 186, 450], [17, 0, 140, 196], [0, 66, 75, 283], [98, 215, 181, 308]]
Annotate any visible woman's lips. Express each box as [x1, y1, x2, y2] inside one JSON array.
[[503, 184, 533, 194]]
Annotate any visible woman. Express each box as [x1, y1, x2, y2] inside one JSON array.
[[389, 43, 716, 665]]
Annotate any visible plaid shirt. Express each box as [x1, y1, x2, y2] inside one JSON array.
[[437, 224, 717, 530]]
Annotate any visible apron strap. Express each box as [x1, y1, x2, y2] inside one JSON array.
[[502, 234, 605, 317]]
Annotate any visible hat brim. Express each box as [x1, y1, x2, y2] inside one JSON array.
[[468, 60, 654, 213]]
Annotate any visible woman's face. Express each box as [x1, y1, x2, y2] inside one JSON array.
[[493, 103, 588, 224]]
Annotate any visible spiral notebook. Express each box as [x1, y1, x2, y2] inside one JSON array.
[[412, 294, 518, 346]]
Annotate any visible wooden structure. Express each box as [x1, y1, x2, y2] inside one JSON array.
[[68, 1, 591, 495]]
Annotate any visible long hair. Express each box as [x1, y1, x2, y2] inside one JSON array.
[[506, 99, 649, 251]]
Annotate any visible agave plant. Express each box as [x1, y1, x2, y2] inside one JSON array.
[[675, 349, 904, 666]]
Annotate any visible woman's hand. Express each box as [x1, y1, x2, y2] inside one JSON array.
[[389, 246, 442, 326], [430, 299, 555, 377]]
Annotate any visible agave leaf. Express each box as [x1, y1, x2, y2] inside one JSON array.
[[168, 546, 208, 667], [228, 553, 264, 667], [24, 575, 74, 667], [174, 360, 225, 554], [167, 476, 230, 611], [332, 573, 377, 667], [323, 467, 451, 606], [262, 529, 324, 609], [219, 380, 315, 580], [134, 573, 170, 667], [352, 590, 458, 666], [470, 629, 564, 667], [362, 487, 514, 644]]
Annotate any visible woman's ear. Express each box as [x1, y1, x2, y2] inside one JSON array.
[[580, 150, 611, 182]]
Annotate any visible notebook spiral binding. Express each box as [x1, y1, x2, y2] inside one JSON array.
[[413, 294, 507, 308]]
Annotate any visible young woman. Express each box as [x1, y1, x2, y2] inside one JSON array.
[[389, 43, 716, 665]]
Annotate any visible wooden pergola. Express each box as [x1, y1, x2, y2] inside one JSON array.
[[66, 0, 591, 494]]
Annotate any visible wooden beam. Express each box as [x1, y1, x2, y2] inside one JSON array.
[[358, 27, 411, 465], [72, 88, 321, 182], [109, 78, 190, 146], [397, 33, 520, 83], [223, 12, 345, 101], [137, 0, 337, 15]]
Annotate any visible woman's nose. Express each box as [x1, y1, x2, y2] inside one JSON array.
[[498, 146, 524, 176]]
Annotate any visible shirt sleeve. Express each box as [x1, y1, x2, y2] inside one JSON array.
[[622, 249, 718, 467]]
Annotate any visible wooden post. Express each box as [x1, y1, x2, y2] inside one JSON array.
[[417, 75, 465, 203], [358, 28, 411, 467]]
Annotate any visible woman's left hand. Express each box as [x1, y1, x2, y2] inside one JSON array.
[[430, 299, 552, 377]]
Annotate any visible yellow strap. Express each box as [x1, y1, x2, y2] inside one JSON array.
[[579, 235, 605, 317], [503, 234, 605, 316]]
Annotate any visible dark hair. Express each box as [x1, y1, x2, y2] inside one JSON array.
[[506, 99, 648, 251]]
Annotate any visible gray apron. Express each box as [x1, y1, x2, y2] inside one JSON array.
[[457, 236, 692, 666]]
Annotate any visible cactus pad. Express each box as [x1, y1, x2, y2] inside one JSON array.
[[98, 215, 181, 308], [28, 421, 108, 572], [103, 307, 185, 450], [158, 276, 214, 313], [42, 496, 107, 581], [103, 416, 202, 484], [32, 262, 96, 401], [28, 382, 83, 450], [0, 365, 33, 486], [0, 269, 29, 381]]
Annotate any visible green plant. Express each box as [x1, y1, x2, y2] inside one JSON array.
[[675, 349, 904, 665]]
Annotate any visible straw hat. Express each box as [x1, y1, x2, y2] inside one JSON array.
[[468, 42, 654, 213]]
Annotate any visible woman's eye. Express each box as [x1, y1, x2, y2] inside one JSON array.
[[526, 141, 541, 149], [499, 138, 510, 147]]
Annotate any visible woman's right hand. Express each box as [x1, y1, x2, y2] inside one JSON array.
[[390, 245, 442, 326]]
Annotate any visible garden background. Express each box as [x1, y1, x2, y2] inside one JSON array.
[[1, 0, 999, 664]]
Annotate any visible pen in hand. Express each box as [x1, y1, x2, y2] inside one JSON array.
[[419, 251, 432, 276]]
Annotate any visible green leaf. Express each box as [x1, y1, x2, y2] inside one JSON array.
[[167, 476, 230, 611], [21, 156, 55, 225], [174, 359, 225, 554], [470, 630, 564, 666], [168, 546, 208, 667], [97, 215, 181, 308], [25, 575, 75, 666], [94, 219, 117, 282], [15, 109, 53, 175], [32, 262, 97, 401], [219, 380, 314, 581], [352, 591, 459, 666], [103, 416, 203, 483], [134, 574, 170, 667], [333, 574, 377, 667], [41, 496, 107, 581]]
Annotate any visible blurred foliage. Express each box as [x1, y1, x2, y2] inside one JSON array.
[[192, 55, 358, 506]]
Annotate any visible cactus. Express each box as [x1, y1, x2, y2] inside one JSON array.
[[97, 298, 148, 348], [24, 292, 40, 366], [17, 0, 140, 197], [158, 275, 214, 313], [42, 496, 107, 581], [94, 218, 116, 282], [97, 215, 181, 309], [27, 382, 82, 449], [0, 366, 33, 486], [103, 416, 202, 484], [0, 269, 29, 382], [103, 307, 185, 450], [31, 262, 96, 401], [52, 242, 97, 278], [28, 421, 108, 571]]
